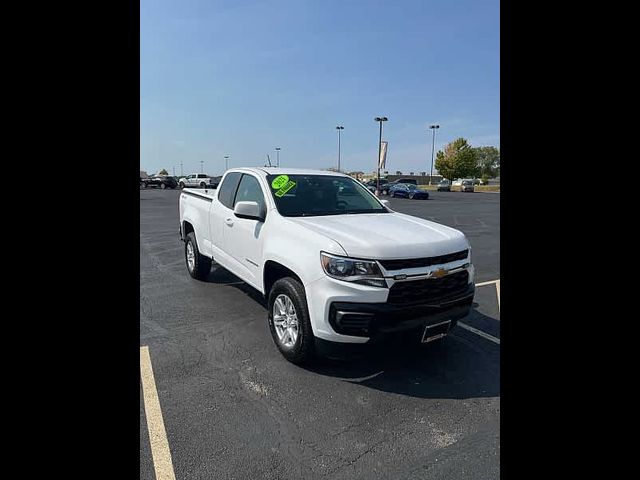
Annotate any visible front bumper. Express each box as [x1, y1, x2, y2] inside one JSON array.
[[306, 264, 475, 344], [329, 284, 474, 337]]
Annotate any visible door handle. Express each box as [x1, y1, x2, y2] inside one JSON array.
[[225, 218, 234, 226]]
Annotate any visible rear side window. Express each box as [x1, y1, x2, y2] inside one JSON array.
[[217, 172, 242, 209], [198, 174, 207, 179]]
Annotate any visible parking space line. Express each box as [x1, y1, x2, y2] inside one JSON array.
[[495, 280, 500, 310], [457, 322, 500, 344], [140, 346, 176, 480], [475, 279, 499, 287]]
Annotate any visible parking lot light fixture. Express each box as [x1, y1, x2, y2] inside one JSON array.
[[275, 147, 281, 167], [374, 117, 388, 195], [429, 125, 440, 185], [336, 126, 344, 171], [224, 155, 229, 171]]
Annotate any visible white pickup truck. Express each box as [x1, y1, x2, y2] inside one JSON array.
[[179, 168, 475, 364]]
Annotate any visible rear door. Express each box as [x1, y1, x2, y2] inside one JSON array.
[[222, 173, 267, 289], [208, 172, 242, 262]]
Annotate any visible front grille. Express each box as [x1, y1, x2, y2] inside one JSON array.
[[379, 249, 468, 271], [387, 270, 470, 305]]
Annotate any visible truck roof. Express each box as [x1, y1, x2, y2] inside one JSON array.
[[228, 167, 349, 177]]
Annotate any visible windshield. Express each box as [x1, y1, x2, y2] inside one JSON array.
[[266, 174, 388, 217], [462, 180, 472, 185]]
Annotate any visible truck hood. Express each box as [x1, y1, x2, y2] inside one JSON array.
[[289, 212, 469, 259]]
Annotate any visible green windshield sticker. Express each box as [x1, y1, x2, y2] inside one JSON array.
[[274, 180, 296, 197], [271, 175, 289, 190]]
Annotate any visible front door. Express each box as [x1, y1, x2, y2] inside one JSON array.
[[222, 173, 267, 290]]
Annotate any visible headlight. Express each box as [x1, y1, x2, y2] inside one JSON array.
[[320, 252, 387, 288]]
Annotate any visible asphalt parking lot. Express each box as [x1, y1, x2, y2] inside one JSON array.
[[140, 188, 500, 480]]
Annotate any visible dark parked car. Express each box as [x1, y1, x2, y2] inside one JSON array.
[[141, 175, 178, 189], [388, 183, 429, 199], [437, 180, 451, 192], [363, 178, 389, 192], [381, 178, 418, 195]]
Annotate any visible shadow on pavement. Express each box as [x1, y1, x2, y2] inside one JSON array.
[[303, 325, 500, 399], [205, 263, 267, 307]]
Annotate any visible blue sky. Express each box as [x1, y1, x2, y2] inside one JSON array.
[[141, 0, 499, 176]]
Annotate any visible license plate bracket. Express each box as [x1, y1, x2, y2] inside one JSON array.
[[421, 320, 452, 343]]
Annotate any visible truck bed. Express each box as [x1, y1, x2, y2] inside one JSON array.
[[181, 187, 217, 200]]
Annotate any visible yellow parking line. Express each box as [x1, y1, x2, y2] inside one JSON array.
[[140, 346, 176, 480]]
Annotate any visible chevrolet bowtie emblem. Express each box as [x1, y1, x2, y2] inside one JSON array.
[[431, 268, 448, 278]]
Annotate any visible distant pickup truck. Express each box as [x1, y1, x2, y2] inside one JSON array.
[[179, 168, 475, 364], [178, 174, 217, 189]]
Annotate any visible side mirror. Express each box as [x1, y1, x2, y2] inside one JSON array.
[[234, 201, 265, 222]]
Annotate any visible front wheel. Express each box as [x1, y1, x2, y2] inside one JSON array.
[[142, 182, 147, 189], [160, 183, 166, 189], [409, 193, 414, 199], [390, 192, 395, 197], [268, 277, 315, 364], [179, 182, 185, 188], [184, 232, 211, 280], [200, 182, 206, 188]]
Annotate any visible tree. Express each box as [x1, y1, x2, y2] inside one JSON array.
[[434, 138, 479, 181], [473, 146, 500, 178], [158, 168, 169, 176]]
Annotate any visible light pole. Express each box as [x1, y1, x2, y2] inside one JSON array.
[[374, 117, 388, 195], [200, 160, 204, 173], [180, 162, 183, 177], [173, 166, 176, 177], [429, 124, 440, 185], [336, 126, 344, 171], [275, 147, 281, 167], [224, 155, 229, 171]]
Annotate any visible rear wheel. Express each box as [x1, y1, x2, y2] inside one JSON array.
[[184, 232, 211, 280], [160, 183, 166, 189], [268, 277, 315, 364], [409, 193, 415, 199], [179, 182, 185, 188], [200, 182, 206, 188]]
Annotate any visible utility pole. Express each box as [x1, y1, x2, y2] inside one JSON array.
[[429, 125, 440, 185], [336, 126, 344, 171]]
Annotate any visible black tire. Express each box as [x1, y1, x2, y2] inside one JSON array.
[[160, 183, 166, 189], [171, 185, 176, 189], [142, 182, 147, 189], [268, 277, 315, 364], [409, 193, 414, 199], [184, 232, 211, 280], [200, 182, 206, 188], [179, 182, 185, 188], [390, 192, 395, 197]]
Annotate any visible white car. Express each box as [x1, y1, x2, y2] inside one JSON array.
[[178, 173, 214, 188], [179, 168, 475, 364]]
